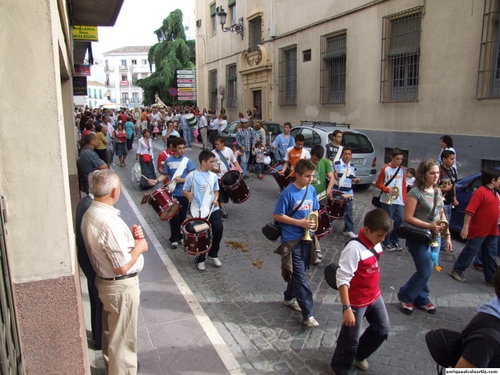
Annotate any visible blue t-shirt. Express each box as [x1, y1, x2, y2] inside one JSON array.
[[162, 155, 196, 196], [274, 184, 320, 242], [124, 121, 135, 138], [183, 170, 220, 214]]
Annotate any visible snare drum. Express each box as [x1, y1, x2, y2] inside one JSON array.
[[315, 205, 333, 239], [270, 162, 292, 191], [181, 218, 212, 256], [327, 193, 352, 221], [220, 170, 251, 204], [148, 188, 180, 221]]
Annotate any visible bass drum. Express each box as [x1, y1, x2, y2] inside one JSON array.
[[220, 170, 251, 204], [315, 204, 332, 239], [148, 188, 180, 221], [181, 218, 212, 256]]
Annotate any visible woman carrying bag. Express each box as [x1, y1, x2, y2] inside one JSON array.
[[397, 159, 451, 316], [135, 129, 156, 189]]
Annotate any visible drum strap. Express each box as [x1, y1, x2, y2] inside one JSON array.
[[167, 157, 189, 193], [338, 162, 351, 188], [216, 150, 231, 172]]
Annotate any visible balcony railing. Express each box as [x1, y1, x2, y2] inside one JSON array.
[[120, 81, 129, 86], [119, 65, 130, 71], [132, 64, 150, 73]]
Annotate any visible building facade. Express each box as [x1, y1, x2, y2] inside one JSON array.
[[0, 0, 125, 373], [104, 46, 155, 106], [194, 0, 500, 176]]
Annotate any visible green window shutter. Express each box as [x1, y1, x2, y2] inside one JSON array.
[[228, 0, 236, 6], [210, 5, 216, 16]]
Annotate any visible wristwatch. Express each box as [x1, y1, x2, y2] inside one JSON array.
[[342, 305, 351, 311]]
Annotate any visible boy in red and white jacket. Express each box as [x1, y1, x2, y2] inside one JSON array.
[[330, 208, 393, 375]]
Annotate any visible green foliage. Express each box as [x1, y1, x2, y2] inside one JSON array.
[[136, 9, 195, 105]]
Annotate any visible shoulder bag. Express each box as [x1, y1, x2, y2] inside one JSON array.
[[396, 190, 437, 245], [262, 187, 308, 241], [372, 164, 401, 207]]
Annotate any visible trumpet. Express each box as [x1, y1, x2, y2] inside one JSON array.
[[430, 220, 449, 247], [386, 186, 400, 205], [302, 212, 319, 242]]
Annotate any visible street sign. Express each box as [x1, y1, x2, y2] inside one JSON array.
[[178, 87, 194, 92], [177, 74, 196, 79], [178, 83, 195, 88], [177, 70, 195, 74], [169, 87, 178, 97], [177, 79, 195, 83]]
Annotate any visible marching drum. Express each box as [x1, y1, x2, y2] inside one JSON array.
[[220, 170, 251, 204], [327, 191, 352, 221], [315, 205, 333, 239], [270, 162, 292, 191], [147, 188, 180, 221], [181, 218, 212, 256]]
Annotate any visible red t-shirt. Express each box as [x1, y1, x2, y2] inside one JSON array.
[[121, 114, 128, 123], [465, 186, 500, 238]]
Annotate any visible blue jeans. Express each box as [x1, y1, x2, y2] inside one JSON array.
[[453, 235, 498, 283], [330, 295, 390, 375], [240, 151, 251, 176], [398, 239, 439, 306], [283, 241, 313, 320], [256, 163, 264, 175], [183, 125, 192, 146], [343, 199, 354, 233], [380, 203, 404, 246]]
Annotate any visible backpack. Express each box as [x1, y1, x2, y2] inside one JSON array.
[[425, 312, 500, 374]]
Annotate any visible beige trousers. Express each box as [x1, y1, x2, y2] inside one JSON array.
[[96, 275, 140, 375]]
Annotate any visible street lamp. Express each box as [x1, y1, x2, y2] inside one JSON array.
[[217, 7, 243, 39]]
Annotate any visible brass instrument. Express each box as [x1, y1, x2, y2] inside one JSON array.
[[430, 220, 449, 247], [302, 212, 319, 242], [386, 186, 400, 205]]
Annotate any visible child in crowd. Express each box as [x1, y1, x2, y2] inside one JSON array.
[[152, 122, 160, 139], [232, 142, 243, 172], [330, 208, 393, 375], [406, 168, 416, 193], [253, 141, 267, 179]]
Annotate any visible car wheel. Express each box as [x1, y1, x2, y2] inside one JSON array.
[[358, 184, 371, 190]]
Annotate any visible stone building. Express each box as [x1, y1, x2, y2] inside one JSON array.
[[0, 0, 125, 373], [194, 0, 500, 176]]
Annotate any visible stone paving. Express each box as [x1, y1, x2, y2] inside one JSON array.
[[93, 137, 496, 374]]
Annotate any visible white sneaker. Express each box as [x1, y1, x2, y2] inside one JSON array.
[[197, 262, 206, 271], [210, 257, 222, 267], [303, 316, 319, 328], [342, 231, 357, 239], [316, 250, 323, 259]]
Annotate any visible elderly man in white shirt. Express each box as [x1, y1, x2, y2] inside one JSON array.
[[81, 170, 148, 375]]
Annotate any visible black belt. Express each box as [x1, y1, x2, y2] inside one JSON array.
[[101, 272, 138, 281]]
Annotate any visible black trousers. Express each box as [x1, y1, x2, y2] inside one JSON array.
[[196, 209, 224, 263], [169, 195, 189, 243]]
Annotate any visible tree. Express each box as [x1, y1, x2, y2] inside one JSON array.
[[136, 9, 195, 105]]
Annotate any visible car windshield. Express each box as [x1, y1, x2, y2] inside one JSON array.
[[337, 133, 374, 153]]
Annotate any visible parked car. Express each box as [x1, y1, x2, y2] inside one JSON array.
[[449, 167, 500, 233], [219, 120, 283, 146], [289, 121, 377, 188]]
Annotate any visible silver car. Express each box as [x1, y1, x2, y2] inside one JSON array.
[[290, 121, 377, 189]]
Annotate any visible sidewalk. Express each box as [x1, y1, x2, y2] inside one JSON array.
[[82, 151, 243, 374]]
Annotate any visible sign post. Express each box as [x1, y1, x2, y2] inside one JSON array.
[[176, 69, 196, 102]]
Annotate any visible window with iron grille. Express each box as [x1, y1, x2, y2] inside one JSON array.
[[226, 64, 237, 108], [132, 74, 138, 85], [481, 159, 500, 169], [320, 30, 346, 104], [211, 4, 217, 36], [384, 147, 409, 167], [249, 17, 262, 53], [278, 46, 297, 105], [381, 8, 422, 102], [122, 92, 129, 103], [209, 69, 218, 110], [477, 0, 500, 99]]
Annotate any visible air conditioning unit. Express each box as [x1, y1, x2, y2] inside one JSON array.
[[216, 6, 223, 14], [196, 19, 201, 28]]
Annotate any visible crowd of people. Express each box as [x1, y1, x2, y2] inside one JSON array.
[[75, 105, 500, 373]]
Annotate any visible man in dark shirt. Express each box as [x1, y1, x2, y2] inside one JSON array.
[[78, 133, 108, 194], [326, 130, 343, 164], [439, 149, 458, 251]]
